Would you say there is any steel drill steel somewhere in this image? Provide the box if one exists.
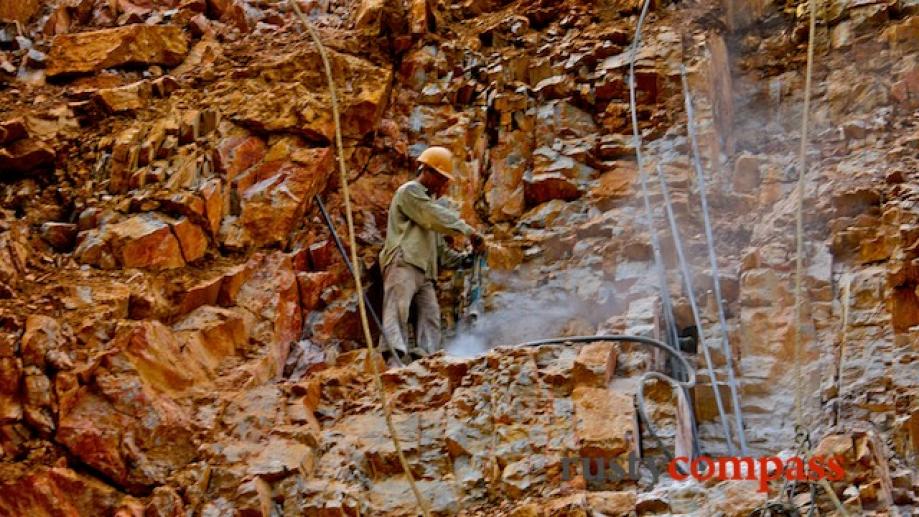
[656,163,739,455]
[626,0,735,454]
[679,64,749,454]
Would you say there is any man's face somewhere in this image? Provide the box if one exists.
[420,167,450,197]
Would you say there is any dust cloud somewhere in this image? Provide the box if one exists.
[444,263,625,357]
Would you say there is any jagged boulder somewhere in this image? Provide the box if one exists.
[572,387,634,458]
[0,139,56,175]
[56,321,202,492]
[589,162,636,210]
[214,47,392,142]
[40,222,78,251]
[104,214,186,270]
[524,171,582,205]
[0,467,125,515]
[215,134,267,180]
[173,305,253,374]
[237,148,334,247]
[0,0,41,23]
[234,253,302,378]
[485,130,530,222]
[0,118,27,145]
[207,0,263,32]
[0,223,32,294]
[46,25,189,77]
[0,355,22,422]
[93,80,153,113]
[75,213,210,270]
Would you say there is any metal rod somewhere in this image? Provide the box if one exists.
[679,65,749,454]
[625,0,703,458]
[656,164,737,455]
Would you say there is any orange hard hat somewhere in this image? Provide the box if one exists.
[417,146,455,181]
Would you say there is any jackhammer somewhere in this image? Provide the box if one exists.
[453,251,487,332]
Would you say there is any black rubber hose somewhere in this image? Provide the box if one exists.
[514,335,696,388]
[315,195,403,365]
[315,195,384,330]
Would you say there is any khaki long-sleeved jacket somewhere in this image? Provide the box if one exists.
[380,180,473,280]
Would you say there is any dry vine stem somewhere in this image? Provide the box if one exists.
[290,3,431,515]
[793,0,818,430]
[790,0,849,513]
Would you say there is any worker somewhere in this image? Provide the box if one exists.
[379,146,485,362]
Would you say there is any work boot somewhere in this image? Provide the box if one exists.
[390,348,411,367]
[409,346,429,361]
[386,353,406,368]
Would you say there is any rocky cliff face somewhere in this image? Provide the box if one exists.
[0,0,917,514]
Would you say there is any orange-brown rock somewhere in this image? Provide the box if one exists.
[176,275,223,315]
[524,171,582,206]
[0,467,124,516]
[217,262,256,306]
[589,163,637,208]
[215,47,392,142]
[0,118,27,145]
[0,139,56,174]
[0,224,30,292]
[21,315,64,370]
[238,148,334,247]
[236,253,302,377]
[73,229,116,269]
[586,491,637,516]
[308,239,338,271]
[145,486,185,517]
[76,211,209,270]
[572,386,634,458]
[215,135,266,181]
[733,153,763,192]
[107,214,186,270]
[173,305,252,374]
[572,342,617,388]
[169,217,208,263]
[40,222,78,251]
[199,177,224,235]
[308,297,363,343]
[46,25,189,77]
[23,368,54,434]
[94,80,153,113]
[156,190,208,227]
[42,4,72,37]
[485,242,524,271]
[118,320,211,395]
[0,356,22,422]
[297,271,336,312]
[890,285,919,333]
[703,480,767,517]
[595,134,635,160]
[0,0,41,23]
[485,130,529,222]
[207,0,259,32]
[56,322,201,491]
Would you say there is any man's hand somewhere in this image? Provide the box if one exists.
[470,232,486,253]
